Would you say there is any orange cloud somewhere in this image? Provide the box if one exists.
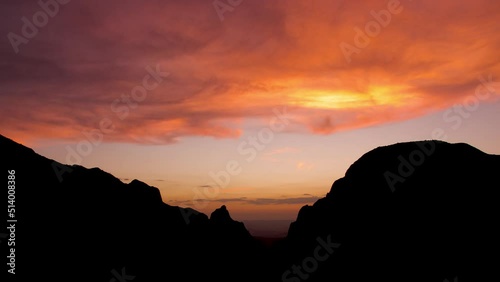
[0,0,498,145]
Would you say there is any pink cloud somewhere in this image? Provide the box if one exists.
[0,0,499,145]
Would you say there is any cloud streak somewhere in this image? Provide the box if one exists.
[170,195,320,206]
[1,0,499,145]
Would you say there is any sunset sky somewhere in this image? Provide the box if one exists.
[1,0,499,221]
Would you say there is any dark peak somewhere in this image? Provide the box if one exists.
[128,179,158,192]
[129,179,148,186]
[127,179,163,203]
[210,205,233,223]
[343,140,487,179]
[361,140,487,160]
[285,140,500,281]
[209,205,253,241]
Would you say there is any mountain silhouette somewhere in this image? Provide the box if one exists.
[0,134,266,282]
[277,141,500,282]
[1,135,498,281]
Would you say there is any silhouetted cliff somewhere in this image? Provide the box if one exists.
[278,141,500,282]
[0,134,265,282]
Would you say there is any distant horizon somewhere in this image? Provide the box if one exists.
[30,115,500,221]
